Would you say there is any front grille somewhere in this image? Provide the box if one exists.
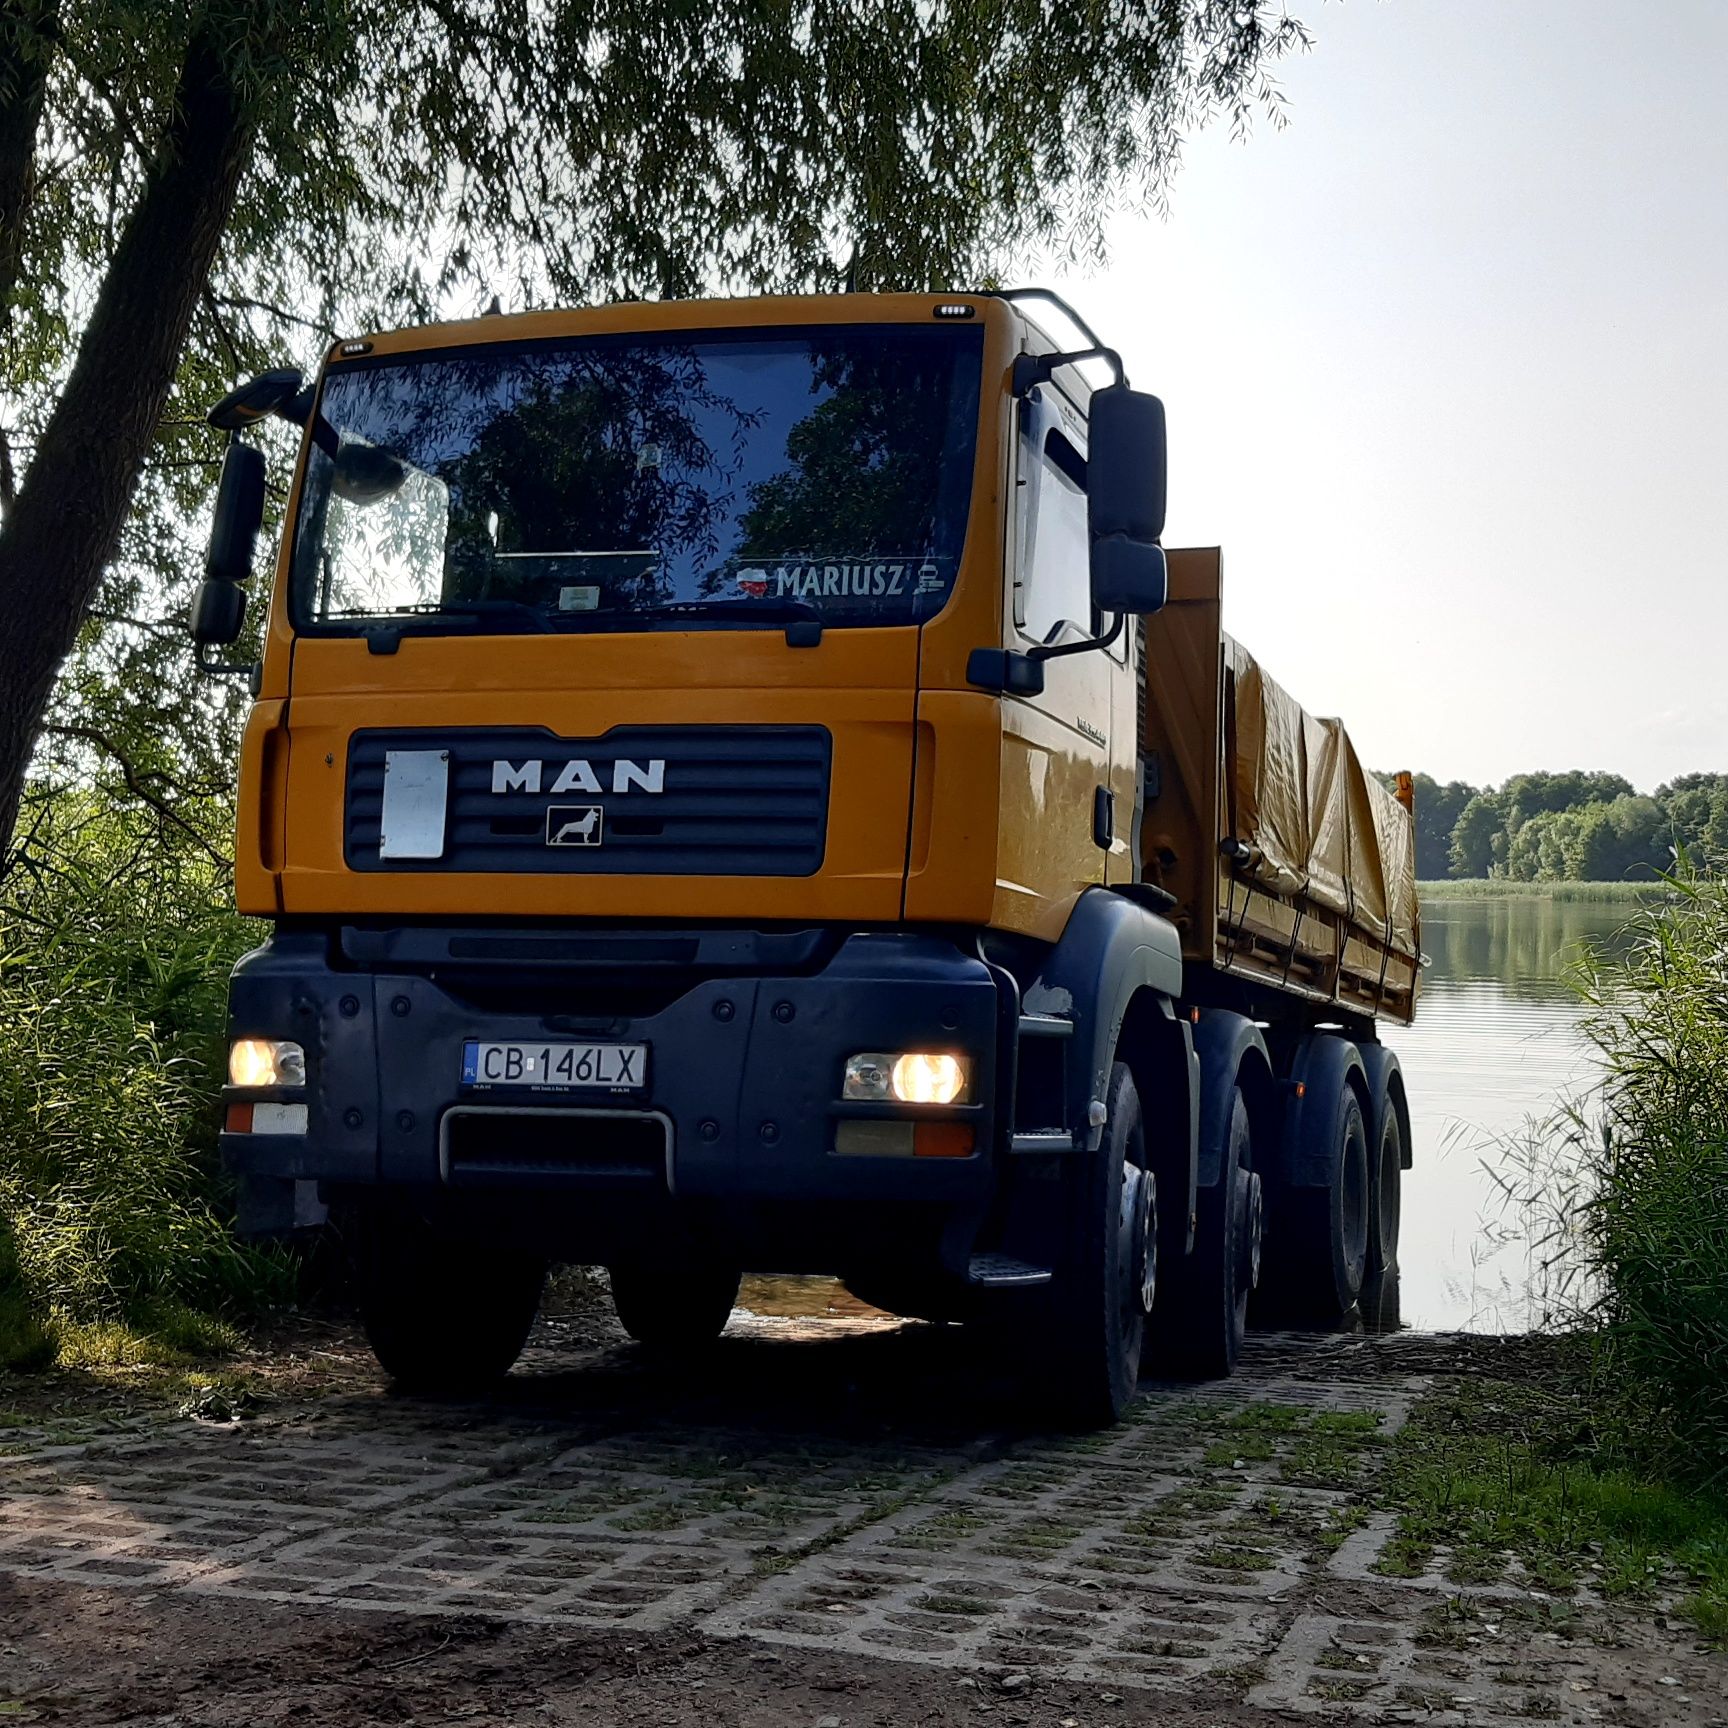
[345,725,830,876]
[441,1108,668,1186]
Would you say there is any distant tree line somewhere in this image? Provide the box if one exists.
[1384,771,1728,881]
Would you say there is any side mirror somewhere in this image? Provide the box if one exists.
[190,441,265,655]
[190,577,247,646]
[207,368,306,432]
[205,441,267,585]
[1087,385,1168,614]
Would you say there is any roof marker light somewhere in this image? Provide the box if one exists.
[932,303,976,319]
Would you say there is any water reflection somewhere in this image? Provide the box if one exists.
[1383,894,1635,1332]
[1418,895,1636,998]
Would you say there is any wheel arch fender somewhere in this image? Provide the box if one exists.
[1026,887,1183,1153]
[1280,1032,1371,1189]
[1191,1010,1276,1190]
[1355,1040,1413,1171]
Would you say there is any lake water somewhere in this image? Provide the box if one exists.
[1382,893,1635,1333]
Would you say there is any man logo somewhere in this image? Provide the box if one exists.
[547,805,603,847]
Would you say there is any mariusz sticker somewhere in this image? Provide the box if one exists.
[729,556,952,606]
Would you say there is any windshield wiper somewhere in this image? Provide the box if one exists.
[326,600,549,634]
[436,599,551,631]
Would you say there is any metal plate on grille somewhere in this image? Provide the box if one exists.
[347,726,830,877]
[378,750,450,859]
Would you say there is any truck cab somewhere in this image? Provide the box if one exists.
[199,291,1410,1425]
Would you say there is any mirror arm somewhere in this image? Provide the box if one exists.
[1027,610,1125,663]
[194,646,258,686]
[1012,347,1125,398]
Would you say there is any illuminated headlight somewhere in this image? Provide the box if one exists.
[842,1051,972,1106]
[228,1038,306,1089]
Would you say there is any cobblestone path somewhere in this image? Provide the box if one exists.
[2,1315,1720,1725]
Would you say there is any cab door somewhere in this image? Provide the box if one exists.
[990,382,1116,940]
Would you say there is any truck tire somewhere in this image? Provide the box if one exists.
[1267,1084,1370,1325]
[1034,1061,1154,1429]
[354,1213,546,1395]
[1355,1045,1407,1277]
[1367,1096,1403,1277]
[609,1262,741,1354]
[1154,1085,1257,1378]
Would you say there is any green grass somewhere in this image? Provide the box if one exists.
[1198,1402,1387,1480]
[1227,1402,1306,1433]
[47,1305,243,1370]
[1204,1432,1276,1466]
[1376,1350,1728,1638]
[0,1287,54,1372]
[1417,879,1666,901]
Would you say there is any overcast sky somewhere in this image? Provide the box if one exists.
[1054,0,1727,792]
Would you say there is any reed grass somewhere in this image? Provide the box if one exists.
[1417,879,1666,902]
[0,792,293,1371]
[1496,869,1728,1489]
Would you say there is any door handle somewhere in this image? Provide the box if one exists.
[1093,785,1115,850]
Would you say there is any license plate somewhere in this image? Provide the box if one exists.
[460,1040,647,1091]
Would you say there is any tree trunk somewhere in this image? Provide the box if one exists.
[0,26,256,860]
[0,1,59,511]
[0,2,56,318]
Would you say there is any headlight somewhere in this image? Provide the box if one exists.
[228,1038,306,1089]
[843,1051,971,1106]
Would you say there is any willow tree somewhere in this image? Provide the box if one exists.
[0,0,1306,855]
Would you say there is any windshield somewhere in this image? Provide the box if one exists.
[291,324,984,635]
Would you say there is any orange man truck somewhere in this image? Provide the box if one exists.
[192,291,1419,1426]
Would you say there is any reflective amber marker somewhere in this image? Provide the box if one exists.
[913,1121,975,1159]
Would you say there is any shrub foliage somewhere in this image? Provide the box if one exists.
[0,790,289,1365]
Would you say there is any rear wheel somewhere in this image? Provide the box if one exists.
[354,1212,546,1394]
[1367,1098,1403,1277]
[1265,1084,1370,1325]
[1032,1061,1153,1428]
[1156,1085,1258,1378]
[609,1261,741,1354]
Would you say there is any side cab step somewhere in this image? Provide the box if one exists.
[968,1253,1053,1288]
[1009,1130,1076,1154]
[1018,1012,1074,1040]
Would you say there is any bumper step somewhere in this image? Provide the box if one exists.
[968,1253,1053,1288]
[1017,1012,1074,1039]
[1009,1129,1076,1154]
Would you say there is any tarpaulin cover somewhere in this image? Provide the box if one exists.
[1224,637,1418,958]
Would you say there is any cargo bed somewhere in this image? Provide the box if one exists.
[1140,548,1421,1026]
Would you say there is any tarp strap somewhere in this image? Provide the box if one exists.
[1221,857,1257,974]
[1373,916,1395,1008]
[1220,866,1238,972]
[1280,891,1308,987]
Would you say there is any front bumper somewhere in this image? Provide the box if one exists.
[222,925,1005,1223]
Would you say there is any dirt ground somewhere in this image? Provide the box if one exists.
[1,1289,1723,1727]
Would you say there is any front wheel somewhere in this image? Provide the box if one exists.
[609,1261,741,1354]
[353,1212,546,1394]
[1031,1061,1153,1429]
